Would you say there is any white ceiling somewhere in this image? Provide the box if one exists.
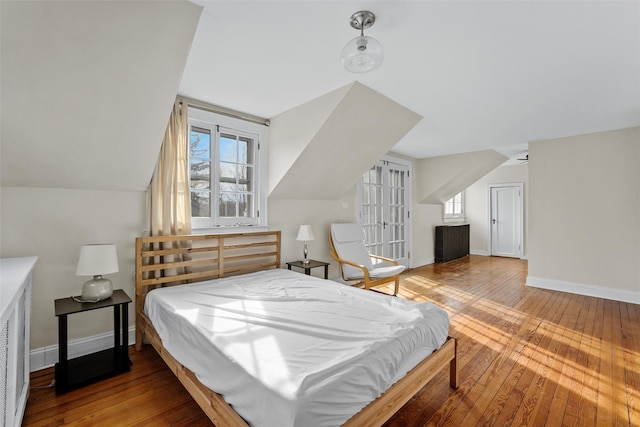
[180,1,640,161]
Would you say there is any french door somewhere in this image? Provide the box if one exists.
[359,159,411,268]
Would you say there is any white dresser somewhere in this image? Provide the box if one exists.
[0,257,37,427]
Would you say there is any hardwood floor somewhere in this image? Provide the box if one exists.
[23,256,639,426]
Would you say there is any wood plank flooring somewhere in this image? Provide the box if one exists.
[23,256,639,426]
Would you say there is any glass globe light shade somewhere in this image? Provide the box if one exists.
[341,35,384,73]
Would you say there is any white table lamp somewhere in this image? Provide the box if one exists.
[76,244,119,302]
[296,225,315,264]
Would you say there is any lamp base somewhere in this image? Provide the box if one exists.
[81,275,113,302]
[303,242,310,264]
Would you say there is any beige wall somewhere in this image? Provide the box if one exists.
[411,203,445,266]
[15,126,637,351]
[527,126,640,302]
[0,187,146,349]
[268,152,446,276]
[268,192,356,280]
[1,1,201,192]
[465,164,529,256]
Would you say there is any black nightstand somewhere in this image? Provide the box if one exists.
[54,289,132,394]
[286,260,330,279]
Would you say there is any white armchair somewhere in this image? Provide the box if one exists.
[329,223,405,296]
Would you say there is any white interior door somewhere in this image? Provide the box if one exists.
[490,184,523,258]
[360,159,411,267]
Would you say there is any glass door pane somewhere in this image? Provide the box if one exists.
[359,161,410,267]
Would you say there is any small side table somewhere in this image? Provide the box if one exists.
[54,289,132,394]
[286,260,330,279]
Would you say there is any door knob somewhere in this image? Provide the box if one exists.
[492,219,496,224]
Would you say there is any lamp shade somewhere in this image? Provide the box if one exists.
[296,225,315,242]
[76,244,119,276]
[341,35,384,73]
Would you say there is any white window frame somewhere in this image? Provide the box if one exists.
[443,191,465,223]
[188,106,268,229]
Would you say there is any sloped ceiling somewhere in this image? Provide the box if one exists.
[417,150,508,204]
[268,82,422,199]
[0,1,202,192]
[182,1,640,161]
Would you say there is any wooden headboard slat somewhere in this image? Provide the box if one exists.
[141,245,219,257]
[140,270,221,287]
[140,257,220,273]
[223,250,279,263]
[223,240,279,250]
[140,230,279,244]
[221,261,280,276]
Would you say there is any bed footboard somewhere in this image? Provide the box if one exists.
[343,336,458,427]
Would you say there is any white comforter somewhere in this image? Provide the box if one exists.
[145,268,449,427]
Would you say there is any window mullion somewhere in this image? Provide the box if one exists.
[213,126,221,226]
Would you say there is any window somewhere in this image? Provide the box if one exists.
[188,106,268,229]
[189,126,212,217]
[444,191,464,222]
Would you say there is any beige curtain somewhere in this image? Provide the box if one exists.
[148,99,192,236]
[147,99,192,280]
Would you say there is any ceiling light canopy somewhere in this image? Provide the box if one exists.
[341,10,384,73]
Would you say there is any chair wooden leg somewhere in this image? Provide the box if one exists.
[393,276,399,296]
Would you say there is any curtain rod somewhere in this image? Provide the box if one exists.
[177,95,270,126]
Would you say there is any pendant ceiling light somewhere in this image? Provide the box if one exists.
[341,10,384,73]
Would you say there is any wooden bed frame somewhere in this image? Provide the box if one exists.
[135,230,458,426]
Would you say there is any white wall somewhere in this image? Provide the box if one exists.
[268,191,356,280]
[0,187,146,349]
[269,177,444,275]
[412,203,445,266]
[527,126,640,303]
[268,150,448,276]
[465,164,529,256]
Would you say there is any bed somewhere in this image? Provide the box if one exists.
[135,231,457,426]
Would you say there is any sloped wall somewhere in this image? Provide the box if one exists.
[1,1,202,191]
[268,82,422,199]
[416,150,508,204]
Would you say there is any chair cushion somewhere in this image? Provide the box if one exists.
[331,223,405,281]
[369,265,405,278]
[331,223,367,243]
[342,264,405,281]
[331,223,374,278]
[334,241,374,278]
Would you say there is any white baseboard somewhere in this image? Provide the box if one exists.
[470,250,489,256]
[470,251,529,260]
[526,276,640,304]
[412,258,434,269]
[30,326,136,372]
